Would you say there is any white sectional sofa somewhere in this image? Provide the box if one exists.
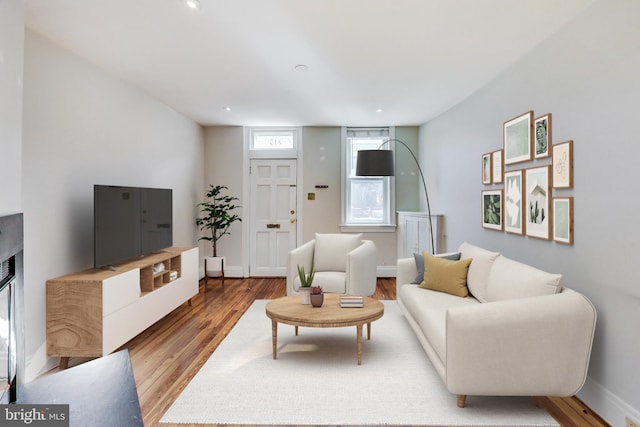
[396,242,597,408]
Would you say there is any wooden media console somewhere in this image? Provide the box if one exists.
[46,247,199,368]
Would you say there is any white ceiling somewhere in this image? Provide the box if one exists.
[25,0,595,127]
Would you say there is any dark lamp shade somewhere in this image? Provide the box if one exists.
[356,150,395,176]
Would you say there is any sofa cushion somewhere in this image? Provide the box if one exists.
[418,253,472,297]
[412,251,462,284]
[458,242,500,303]
[399,284,480,364]
[486,255,563,302]
[313,233,362,272]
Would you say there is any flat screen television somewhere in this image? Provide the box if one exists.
[94,185,172,269]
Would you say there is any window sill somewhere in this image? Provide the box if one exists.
[339,224,397,233]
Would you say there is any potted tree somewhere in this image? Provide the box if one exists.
[196,185,242,283]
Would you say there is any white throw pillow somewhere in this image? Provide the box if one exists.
[458,242,500,303]
[313,233,362,272]
[486,255,563,302]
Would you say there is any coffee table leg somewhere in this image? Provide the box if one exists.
[357,324,363,365]
[367,322,371,340]
[271,320,278,360]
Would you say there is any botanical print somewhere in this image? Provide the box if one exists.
[525,166,551,239]
[534,114,551,158]
[504,111,533,165]
[492,150,503,184]
[482,190,503,231]
[482,153,492,184]
[553,197,574,244]
[504,170,523,234]
[553,141,573,188]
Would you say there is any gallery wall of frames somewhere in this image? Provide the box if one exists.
[481,111,574,244]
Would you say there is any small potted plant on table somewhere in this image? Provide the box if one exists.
[310,285,324,307]
[297,264,314,304]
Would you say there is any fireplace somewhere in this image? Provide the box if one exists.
[0,213,23,404]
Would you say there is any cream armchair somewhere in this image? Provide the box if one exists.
[287,233,377,296]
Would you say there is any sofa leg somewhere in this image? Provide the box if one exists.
[457,395,467,408]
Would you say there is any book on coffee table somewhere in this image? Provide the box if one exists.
[340,295,364,308]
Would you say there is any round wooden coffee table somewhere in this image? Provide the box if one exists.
[265,294,384,365]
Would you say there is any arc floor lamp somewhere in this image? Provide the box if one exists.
[355,139,435,255]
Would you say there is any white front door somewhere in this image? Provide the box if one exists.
[250,159,297,276]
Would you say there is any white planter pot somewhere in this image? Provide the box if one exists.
[298,287,312,304]
[205,256,225,277]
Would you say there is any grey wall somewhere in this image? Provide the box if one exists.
[0,0,24,216]
[22,30,204,380]
[420,0,639,424]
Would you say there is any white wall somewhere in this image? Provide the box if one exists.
[22,30,204,379]
[420,0,640,424]
[201,126,245,276]
[0,0,24,215]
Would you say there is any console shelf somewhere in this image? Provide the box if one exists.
[46,247,199,368]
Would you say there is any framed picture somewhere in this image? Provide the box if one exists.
[553,197,574,245]
[482,152,492,184]
[553,140,574,188]
[504,111,533,165]
[482,189,503,231]
[534,114,552,158]
[504,170,524,235]
[524,166,551,239]
[492,149,503,184]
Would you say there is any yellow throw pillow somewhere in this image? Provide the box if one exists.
[418,252,472,297]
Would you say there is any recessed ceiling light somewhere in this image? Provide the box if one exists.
[294,64,309,72]
[223,106,232,111]
[376,108,384,113]
[184,0,200,9]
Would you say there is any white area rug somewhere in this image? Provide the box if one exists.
[161,300,559,426]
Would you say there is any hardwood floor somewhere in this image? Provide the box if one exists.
[92,277,608,427]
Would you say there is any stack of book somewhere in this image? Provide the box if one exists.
[340,295,364,308]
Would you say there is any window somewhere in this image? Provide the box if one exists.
[248,127,299,159]
[252,132,294,150]
[341,127,395,231]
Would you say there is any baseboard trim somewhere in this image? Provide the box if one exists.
[377,266,396,278]
[25,341,58,383]
[199,265,244,279]
[578,376,640,426]
[201,266,397,279]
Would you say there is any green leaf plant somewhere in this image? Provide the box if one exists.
[297,264,315,288]
[195,185,242,257]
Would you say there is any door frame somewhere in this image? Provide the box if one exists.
[242,127,304,277]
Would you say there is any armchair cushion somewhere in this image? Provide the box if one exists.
[310,272,347,294]
[313,233,362,272]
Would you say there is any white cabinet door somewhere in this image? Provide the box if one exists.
[397,212,444,257]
